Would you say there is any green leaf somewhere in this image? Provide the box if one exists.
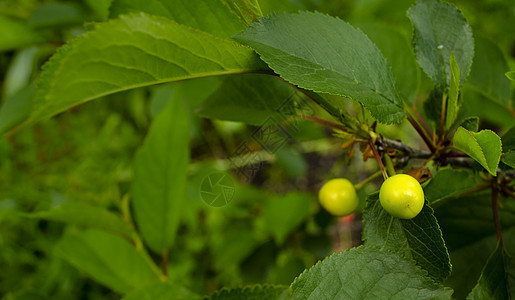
[291,246,453,299]
[206,284,290,300]
[445,52,460,130]
[262,193,313,245]
[424,169,477,204]
[407,0,474,89]
[362,192,451,282]
[234,11,406,124]
[109,0,261,39]
[25,13,265,130]
[195,74,298,126]
[28,201,132,238]
[55,229,159,294]
[453,127,502,176]
[0,16,45,52]
[131,98,189,253]
[28,3,85,29]
[123,282,201,300]
[466,36,511,105]
[506,71,515,82]
[358,23,420,103]
[467,245,508,300]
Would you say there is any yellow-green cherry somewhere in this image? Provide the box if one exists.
[318,178,359,216]
[379,174,424,219]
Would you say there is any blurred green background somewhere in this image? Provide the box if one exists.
[0,0,514,298]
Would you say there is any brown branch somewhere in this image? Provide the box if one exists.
[381,138,432,159]
[491,182,504,248]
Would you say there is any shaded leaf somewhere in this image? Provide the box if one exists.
[408,0,474,89]
[131,98,189,253]
[502,151,515,169]
[453,127,502,176]
[466,36,510,106]
[362,192,451,282]
[506,71,515,82]
[433,191,515,298]
[55,229,159,294]
[424,169,477,204]
[234,11,406,124]
[460,87,515,128]
[290,246,453,299]
[358,23,419,103]
[457,116,479,132]
[195,74,297,126]
[467,245,508,300]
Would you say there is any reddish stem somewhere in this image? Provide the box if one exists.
[407,114,436,153]
[412,106,434,143]
[299,115,347,131]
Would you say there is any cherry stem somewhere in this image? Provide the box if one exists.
[354,170,383,190]
[299,115,347,131]
[491,182,504,249]
[369,139,388,180]
[384,154,397,177]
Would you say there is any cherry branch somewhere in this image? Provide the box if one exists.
[491,182,504,248]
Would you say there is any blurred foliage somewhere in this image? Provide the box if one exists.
[0,0,514,299]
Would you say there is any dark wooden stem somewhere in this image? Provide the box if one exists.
[491,182,504,248]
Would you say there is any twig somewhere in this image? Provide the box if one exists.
[381,138,432,159]
[491,182,504,248]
